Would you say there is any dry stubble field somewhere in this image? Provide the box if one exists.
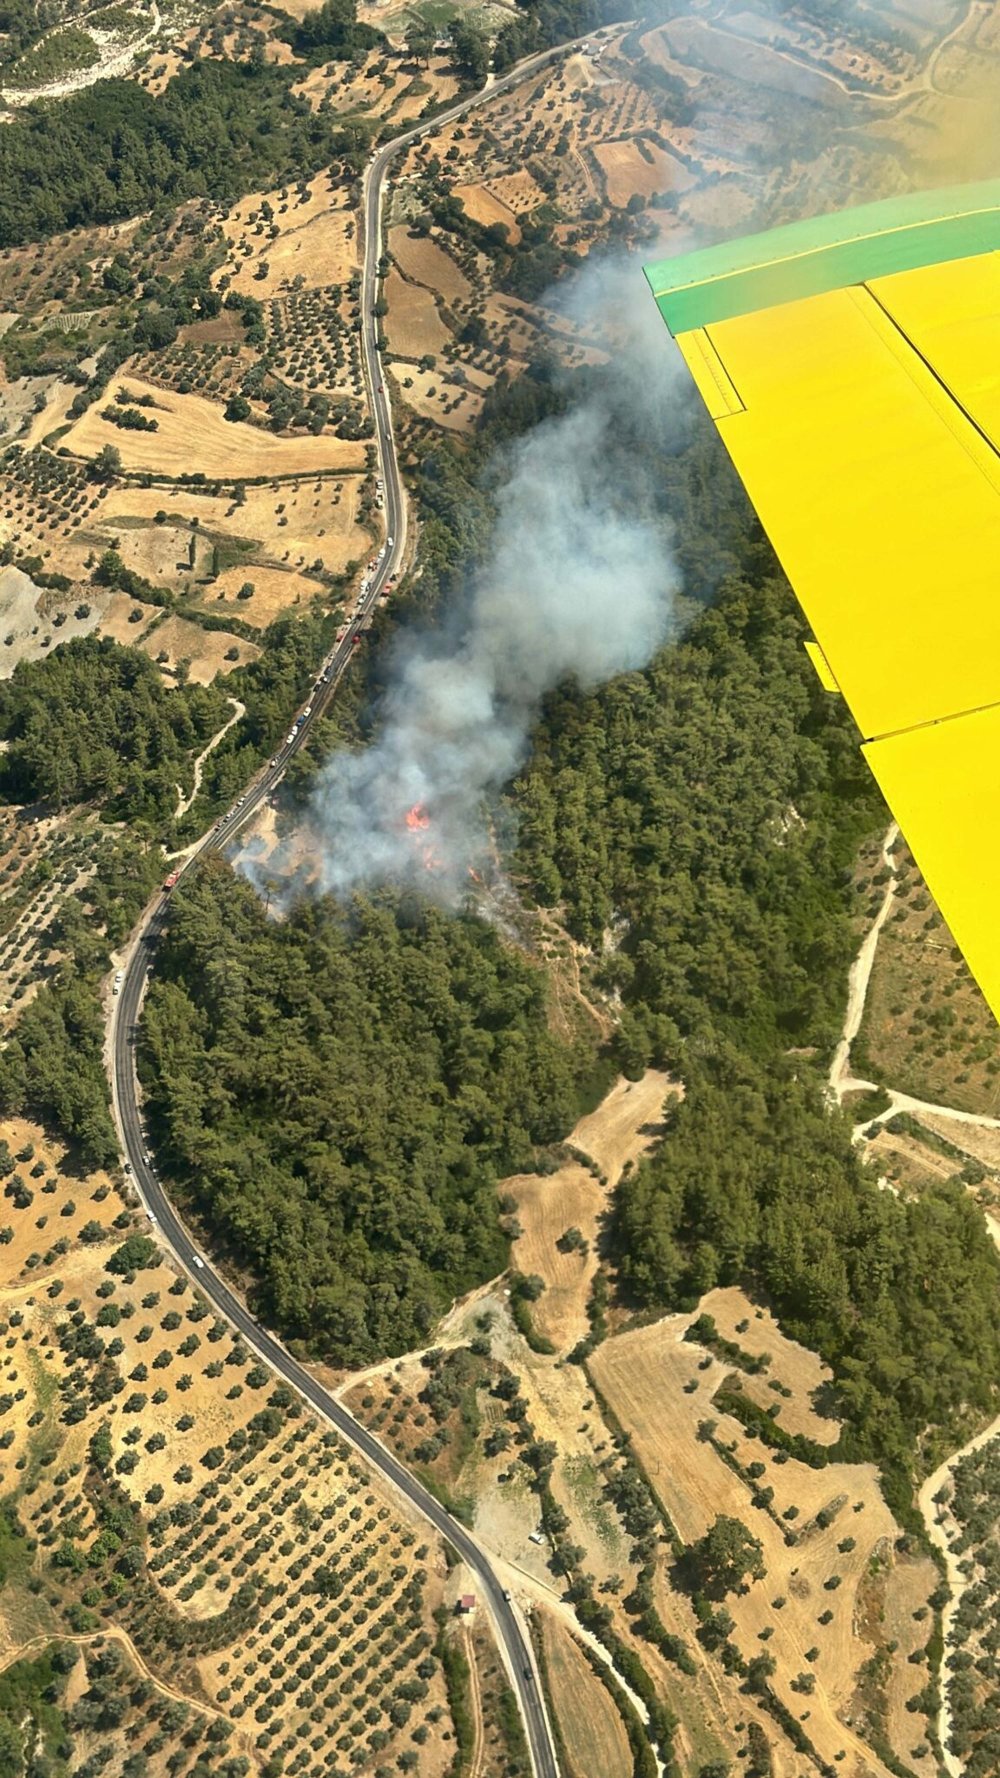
[62,377,367,479]
[216,168,359,298]
[506,1068,677,1351]
[538,1608,632,1778]
[591,1311,937,1778]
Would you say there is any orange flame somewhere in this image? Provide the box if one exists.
[403,801,442,872]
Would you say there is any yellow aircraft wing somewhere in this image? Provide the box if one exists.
[645,181,1000,1023]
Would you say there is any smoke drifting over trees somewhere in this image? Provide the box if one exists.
[302,258,686,903]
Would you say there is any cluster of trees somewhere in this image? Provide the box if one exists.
[0,968,117,1167]
[358,354,1000,1505]
[0,0,60,70]
[512,566,1000,1498]
[100,404,158,432]
[0,635,228,823]
[0,62,372,247]
[0,1642,79,1774]
[140,863,590,1361]
[281,0,382,60]
[939,1434,1000,1773]
[177,610,338,835]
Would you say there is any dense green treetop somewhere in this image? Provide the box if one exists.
[0,635,227,823]
[0,62,369,247]
[513,567,1000,1500]
[140,863,589,1362]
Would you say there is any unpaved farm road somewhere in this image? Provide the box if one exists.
[0,1623,234,1729]
[829,812,1000,1771]
[103,35,621,1778]
[174,696,244,819]
[918,1416,1000,1778]
[828,821,899,1102]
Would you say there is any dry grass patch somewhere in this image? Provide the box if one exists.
[696,1285,840,1447]
[178,312,245,347]
[93,589,162,646]
[856,848,1000,1116]
[396,364,482,431]
[538,1610,631,1778]
[63,376,365,478]
[233,475,369,575]
[507,1163,601,1353]
[138,614,259,684]
[503,1071,674,1353]
[454,181,523,245]
[220,171,359,298]
[591,1315,910,1777]
[207,563,320,628]
[390,228,471,302]
[95,478,368,582]
[93,515,200,592]
[385,268,452,360]
[593,137,696,206]
[20,378,81,449]
[572,1069,675,1180]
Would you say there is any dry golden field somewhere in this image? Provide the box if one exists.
[389,228,472,304]
[538,1610,632,1778]
[507,1160,602,1352]
[218,170,359,298]
[208,562,320,628]
[505,1070,676,1351]
[384,269,452,360]
[395,363,483,431]
[593,137,695,206]
[696,1285,841,1447]
[93,477,369,585]
[591,1313,919,1778]
[62,378,366,479]
[454,180,525,244]
[137,613,259,684]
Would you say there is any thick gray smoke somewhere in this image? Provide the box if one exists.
[300,253,685,905]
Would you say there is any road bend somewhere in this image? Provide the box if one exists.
[105,35,612,1778]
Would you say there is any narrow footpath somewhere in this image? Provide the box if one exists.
[829,817,1000,1772]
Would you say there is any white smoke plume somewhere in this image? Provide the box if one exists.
[255,251,690,905]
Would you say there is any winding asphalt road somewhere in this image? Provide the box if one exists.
[106,34,610,1778]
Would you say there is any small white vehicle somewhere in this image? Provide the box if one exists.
[528,1531,545,1546]
[192,1255,205,1270]
[148,1211,157,1223]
